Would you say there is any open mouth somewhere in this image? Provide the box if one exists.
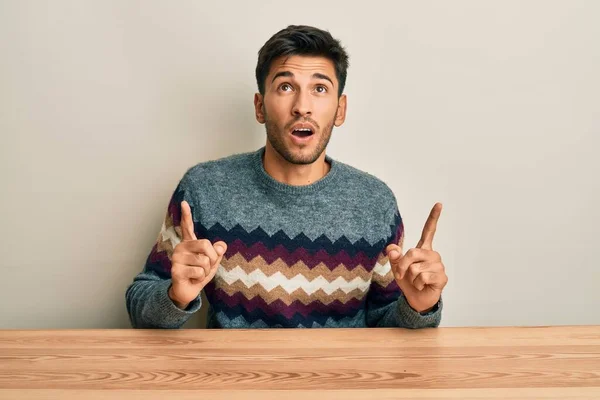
[291,128,314,138]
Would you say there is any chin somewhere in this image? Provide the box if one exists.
[267,131,326,165]
[285,149,322,165]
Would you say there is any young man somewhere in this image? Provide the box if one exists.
[126,25,448,329]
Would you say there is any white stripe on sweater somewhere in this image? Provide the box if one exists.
[160,222,181,248]
[217,266,371,295]
[373,260,392,277]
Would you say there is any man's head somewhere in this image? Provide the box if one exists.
[254,25,349,165]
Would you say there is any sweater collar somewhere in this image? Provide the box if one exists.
[251,146,340,195]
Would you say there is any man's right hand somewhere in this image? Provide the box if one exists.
[168,200,227,309]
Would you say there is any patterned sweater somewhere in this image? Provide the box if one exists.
[126,147,442,329]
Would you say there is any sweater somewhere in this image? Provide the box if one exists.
[125,146,442,329]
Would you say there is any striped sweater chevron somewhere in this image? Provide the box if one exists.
[126,147,442,329]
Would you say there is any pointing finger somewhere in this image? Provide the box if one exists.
[180,201,197,241]
[417,203,442,250]
[394,248,431,280]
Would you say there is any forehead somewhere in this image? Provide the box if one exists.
[268,55,336,81]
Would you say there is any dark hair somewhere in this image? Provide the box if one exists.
[255,25,349,98]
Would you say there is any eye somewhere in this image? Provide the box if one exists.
[279,83,293,92]
[315,85,328,93]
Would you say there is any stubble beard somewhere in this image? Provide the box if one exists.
[264,107,336,165]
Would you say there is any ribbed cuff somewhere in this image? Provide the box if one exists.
[396,294,443,328]
[153,280,202,328]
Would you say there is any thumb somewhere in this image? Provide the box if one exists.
[386,243,403,264]
[213,241,227,257]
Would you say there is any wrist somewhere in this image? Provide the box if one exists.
[168,284,190,310]
[405,295,440,315]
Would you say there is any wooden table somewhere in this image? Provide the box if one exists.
[1,326,599,399]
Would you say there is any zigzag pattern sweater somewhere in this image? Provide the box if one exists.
[126,147,442,328]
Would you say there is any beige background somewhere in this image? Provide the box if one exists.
[1,1,598,329]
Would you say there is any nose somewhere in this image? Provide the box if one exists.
[292,91,312,117]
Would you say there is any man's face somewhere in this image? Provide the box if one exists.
[254,55,347,165]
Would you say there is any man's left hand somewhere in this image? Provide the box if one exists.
[386,203,448,313]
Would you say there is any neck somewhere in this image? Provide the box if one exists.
[263,142,331,186]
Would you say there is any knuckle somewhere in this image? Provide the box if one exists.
[395,262,406,275]
[199,241,218,260]
[409,264,420,275]
[181,242,196,256]
[207,253,219,265]
[172,243,185,256]
[400,260,410,273]
[171,265,183,280]
[194,239,206,253]
[195,254,210,268]
[171,253,182,264]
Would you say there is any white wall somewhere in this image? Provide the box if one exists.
[1,0,598,328]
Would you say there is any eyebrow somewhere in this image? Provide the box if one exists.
[271,71,334,87]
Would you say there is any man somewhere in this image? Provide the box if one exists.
[126,25,448,329]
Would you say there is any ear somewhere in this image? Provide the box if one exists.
[334,94,347,127]
[254,93,265,124]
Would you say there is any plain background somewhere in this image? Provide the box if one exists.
[1,1,598,329]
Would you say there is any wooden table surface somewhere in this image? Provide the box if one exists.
[1,326,599,399]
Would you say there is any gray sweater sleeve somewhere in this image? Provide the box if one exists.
[367,293,442,328]
[125,270,202,329]
[125,176,202,328]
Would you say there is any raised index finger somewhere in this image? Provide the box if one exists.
[416,203,442,250]
[180,200,197,241]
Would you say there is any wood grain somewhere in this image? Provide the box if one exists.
[0,326,599,399]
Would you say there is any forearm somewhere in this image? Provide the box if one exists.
[125,272,201,328]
